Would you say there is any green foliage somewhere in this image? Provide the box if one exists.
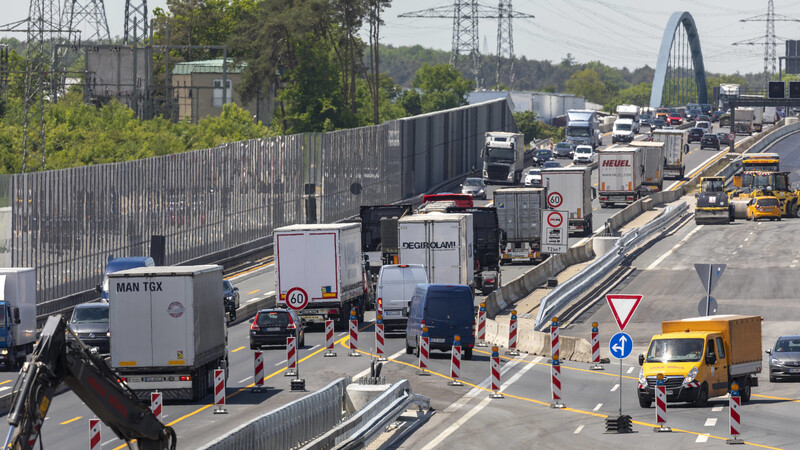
[411,64,474,113]
[705,74,749,103]
[564,68,608,104]
[606,82,652,112]
[513,111,564,145]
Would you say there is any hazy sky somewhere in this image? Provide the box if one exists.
[4,0,800,75]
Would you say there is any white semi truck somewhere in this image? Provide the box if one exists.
[540,166,594,236]
[598,146,644,208]
[632,141,665,193]
[397,213,474,286]
[493,188,546,264]
[616,105,641,133]
[110,265,227,401]
[481,132,525,184]
[566,110,602,150]
[651,129,687,179]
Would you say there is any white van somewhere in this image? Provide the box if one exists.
[376,264,429,330]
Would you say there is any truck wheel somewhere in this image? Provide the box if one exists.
[693,384,709,407]
[405,341,414,354]
[638,395,652,408]
[740,377,752,403]
[463,348,473,360]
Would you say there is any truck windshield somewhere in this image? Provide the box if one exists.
[615,123,632,131]
[71,307,108,323]
[701,179,723,191]
[645,338,704,363]
[0,307,5,327]
[486,147,516,161]
[567,126,590,137]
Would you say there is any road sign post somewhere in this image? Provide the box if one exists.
[541,210,568,254]
[285,287,308,389]
[609,331,632,416]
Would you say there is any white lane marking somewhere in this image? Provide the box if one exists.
[610,384,619,392]
[238,376,252,383]
[247,298,260,303]
[102,438,120,445]
[352,349,404,381]
[274,359,287,366]
[696,434,710,443]
[573,424,584,434]
[704,418,717,427]
[646,225,703,270]
[593,403,603,411]
[712,406,723,412]
[626,367,634,374]
[0,386,10,392]
[793,260,799,264]
[738,244,743,248]
[422,356,529,449]
[792,265,797,268]
[744,237,749,242]
[265,291,275,296]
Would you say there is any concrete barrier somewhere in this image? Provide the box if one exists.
[484,316,593,362]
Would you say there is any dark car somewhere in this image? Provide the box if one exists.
[250,308,305,349]
[697,114,711,123]
[68,302,110,353]
[223,279,240,310]
[553,141,573,158]
[700,133,720,150]
[685,108,701,121]
[652,118,666,129]
[717,132,732,146]
[687,128,705,143]
[711,110,725,122]
[700,103,713,115]
[542,160,562,169]
[460,177,487,199]
[532,149,554,166]
[767,335,800,382]
[639,113,653,128]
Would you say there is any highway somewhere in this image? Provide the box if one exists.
[1,122,777,449]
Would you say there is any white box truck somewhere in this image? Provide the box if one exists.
[275,223,368,327]
[651,129,687,179]
[397,213,474,286]
[540,167,594,236]
[482,132,525,184]
[0,268,36,369]
[631,141,665,192]
[616,104,641,133]
[598,146,643,208]
[763,106,778,124]
[110,265,227,401]
[494,188,546,263]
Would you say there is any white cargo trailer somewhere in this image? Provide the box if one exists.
[631,141,665,192]
[397,213,474,286]
[275,223,367,327]
[110,265,226,401]
[540,167,593,236]
[493,188,546,263]
[0,268,37,369]
[651,129,686,179]
[598,146,643,207]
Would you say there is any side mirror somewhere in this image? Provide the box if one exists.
[638,354,644,366]
[401,307,408,317]
[13,308,19,325]
[766,349,772,355]
[96,284,102,293]
[233,287,239,292]
[706,353,717,365]
[249,318,254,324]
[591,187,597,200]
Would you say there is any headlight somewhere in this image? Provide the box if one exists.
[106,331,111,337]
[478,189,485,194]
[225,295,234,301]
[638,369,646,385]
[771,358,782,365]
[0,350,7,355]
[507,172,514,180]
[683,366,698,385]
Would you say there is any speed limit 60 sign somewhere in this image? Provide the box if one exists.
[541,210,568,254]
[285,287,309,310]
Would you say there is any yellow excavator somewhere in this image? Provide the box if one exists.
[729,171,800,218]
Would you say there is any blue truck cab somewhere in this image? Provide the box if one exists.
[96,256,155,301]
[404,284,475,360]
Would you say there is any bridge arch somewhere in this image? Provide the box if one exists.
[649,11,708,108]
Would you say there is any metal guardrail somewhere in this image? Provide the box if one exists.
[199,377,350,450]
[534,201,689,330]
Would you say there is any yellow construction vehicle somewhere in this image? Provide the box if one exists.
[738,172,800,217]
[695,177,734,224]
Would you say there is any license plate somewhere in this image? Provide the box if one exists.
[267,327,282,332]
[143,376,165,382]
[430,338,446,343]
[666,389,673,395]
[383,310,402,317]
[789,368,800,374]
[301,315,323,321]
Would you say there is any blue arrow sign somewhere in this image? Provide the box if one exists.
[609,332,632,359]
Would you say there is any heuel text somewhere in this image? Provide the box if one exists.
[601,160,631,167]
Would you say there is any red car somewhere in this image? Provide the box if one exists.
[668,113,683,125]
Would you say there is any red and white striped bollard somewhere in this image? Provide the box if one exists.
[418,326,430,375]
[590,322,603,370]
[476,302,487,347]
[728,382,743,444]
[550,353,565,408]
[150,391,163,422]
[550,317,560,361]
[213,368,227,414]
[654,373,671,432]
[349,310,361,357]
[507,310,520,356]
[253,351,265,393]
[449,335,463,386]
[285,335,298,377]
[324,319,336,357]
[489,346,503,398]
[375,314,387,361]
[89,419,101,450]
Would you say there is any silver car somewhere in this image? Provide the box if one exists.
[460,178,487,199]
[767,335,800,382]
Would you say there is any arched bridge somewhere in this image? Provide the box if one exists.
[650,11,708,108]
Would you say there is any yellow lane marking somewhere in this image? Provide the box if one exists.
[473,348,639,380]
[59,416,82,425]
[0,380,12,385]
[752,393,800,403]
[248,289,260,295]
[232,346,246,353]
[352,346,780,449]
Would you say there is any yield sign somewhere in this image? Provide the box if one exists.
[606,294,643,331]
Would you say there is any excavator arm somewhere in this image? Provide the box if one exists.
[4,315,176,450]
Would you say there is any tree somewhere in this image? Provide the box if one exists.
[513,110,564,144]
[607,82,652,112]
[411,64,474,113]
[363,0,392,124]
[564,68,607,104]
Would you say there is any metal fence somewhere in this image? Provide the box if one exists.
[0,99,516,310]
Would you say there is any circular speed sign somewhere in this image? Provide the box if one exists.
[727,132,735,143]
[547,191,563,208]
[546,211,564,228]
[285,287,309,310]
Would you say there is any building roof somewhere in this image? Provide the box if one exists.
[467,91,513,105]
[171,59,245,75]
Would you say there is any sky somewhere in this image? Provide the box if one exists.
[4,0,800,75]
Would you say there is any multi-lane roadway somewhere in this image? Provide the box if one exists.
[2,122,792,449]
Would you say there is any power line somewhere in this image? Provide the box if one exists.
[734,0,800,86]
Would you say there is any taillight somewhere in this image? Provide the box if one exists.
[485,278,496,284]
[328,309,338,315]
[287,322,297,331]
[377,298,383,311]
[180,376,191,381]
[117,377,127,383]
[250,313,260,330]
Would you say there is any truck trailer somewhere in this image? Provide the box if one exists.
[446,206,502,295]
[481,132,525,184]
[110,265,227,401]
[598,146,643,207]
[275,223,369,327]
[651,129,687,179]
[493,188,546,264]
[0,268,36,370]
[397,213,474,286]
[631,140,665,193]
[359,204,413,279]
[540,166,594,236]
